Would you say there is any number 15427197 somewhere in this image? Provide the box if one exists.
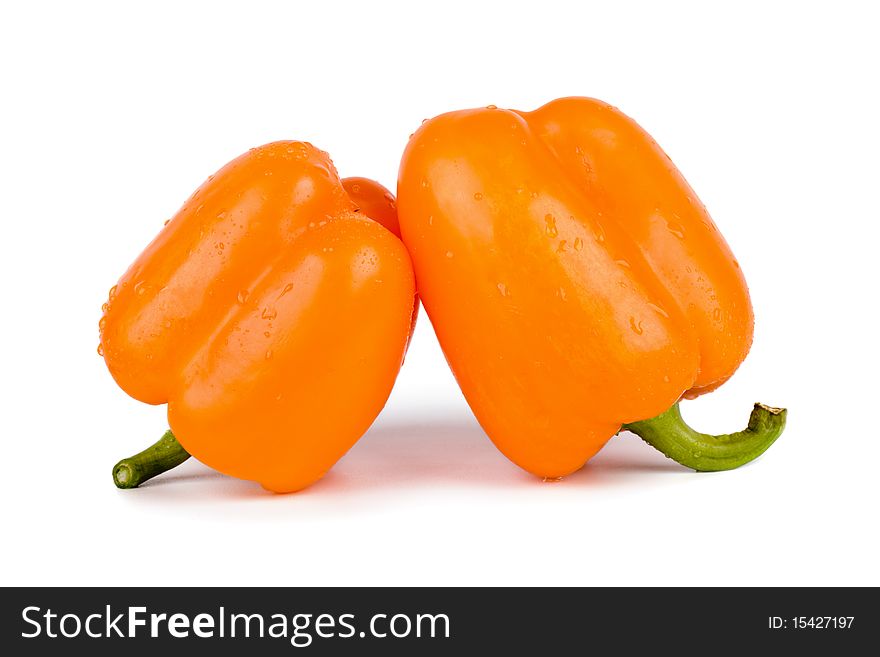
[769,617,854,630]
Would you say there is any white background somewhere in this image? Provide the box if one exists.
[1,1,877,586]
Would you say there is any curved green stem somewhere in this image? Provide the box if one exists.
[623,402,787,472]
[112,430,191,489]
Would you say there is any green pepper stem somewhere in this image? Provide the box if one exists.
[623,402,787,472]
[112,430,191,489]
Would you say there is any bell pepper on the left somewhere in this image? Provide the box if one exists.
[99,141,416,493]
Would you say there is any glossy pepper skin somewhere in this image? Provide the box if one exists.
[398,97,784,479]
[101,142,415,492]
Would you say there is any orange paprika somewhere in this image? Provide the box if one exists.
[397,97,786,478]
[101,142,415,493]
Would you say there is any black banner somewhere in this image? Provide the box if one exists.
[1,587,874,654]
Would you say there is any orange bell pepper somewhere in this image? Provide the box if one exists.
[397,97,786,478]
[100,142,416,493]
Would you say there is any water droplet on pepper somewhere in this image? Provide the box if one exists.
[667,221,685,239]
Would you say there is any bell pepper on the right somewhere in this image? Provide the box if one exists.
[397,97,786,478]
